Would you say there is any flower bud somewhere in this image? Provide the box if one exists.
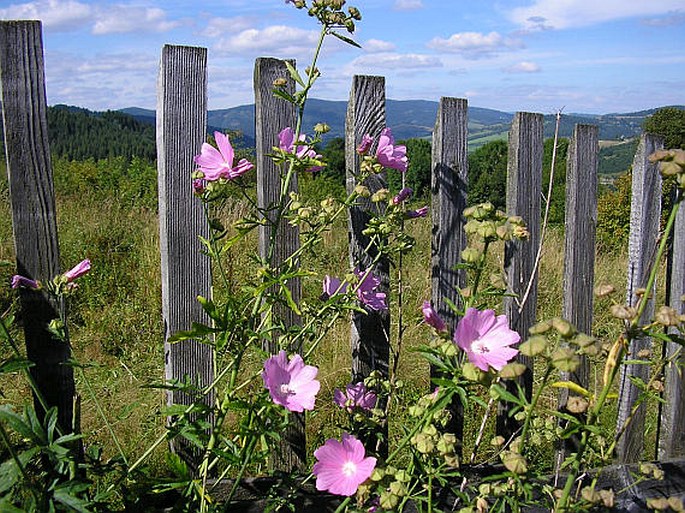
[313,122,330,134]
[273,77,288,87]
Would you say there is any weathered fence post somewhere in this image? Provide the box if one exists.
[498,112,543,438]
[615,133,664,463]
[431,97,468,450]
[345,75,389,454]
[254,57,303,470]
[0,20,75,433]
[557,123,598,462]
[157,44,213,466]
[660,185,685,459]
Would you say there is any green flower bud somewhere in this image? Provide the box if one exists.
[551,347,580,373]
[500,450,528,474]
[499,362,527,379]
[518,335,547,357]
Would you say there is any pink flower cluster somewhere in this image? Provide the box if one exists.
[334,382,377,412]
[11,259,92,291]
[422,303,520,372]
[322,270,387,311]
[357,127,408,173]
[194,131,254,181]
[278,127,323,172]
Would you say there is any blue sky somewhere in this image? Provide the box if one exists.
[1,0,683,114]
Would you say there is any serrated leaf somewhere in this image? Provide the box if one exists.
[330,30,362,48]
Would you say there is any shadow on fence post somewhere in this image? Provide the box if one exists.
[430,97,468,453]
[498,111,543,439]
[660,179,685,459]
[254,57,304,471]
[0,20,75,433]
[157,44,214,467]
[557,123,598,464]
[616,133,664,464]
[345,74,389,456]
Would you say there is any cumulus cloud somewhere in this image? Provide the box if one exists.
[214,25,319,55]
[394,0,423,11]
[200,16,255,38]
[350,52,441,70]
[363,39,396,53]
[504,61,541,73]
[0,0,92,31]
[427,31,523,58]
[92,6,180,34]
[641,10,685,27]
[510,0,685,30]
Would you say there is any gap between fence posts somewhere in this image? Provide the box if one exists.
[345,74,389,456]
[556,123,598,464]
[497,111,543,439]
[0,20,76,433]
[430,97,468,453]
[615,133,664,464]
[254,57,304,470]
[660,181,685,459]
[157,44,214,467]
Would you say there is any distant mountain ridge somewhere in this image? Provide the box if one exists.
[120,100,684,150]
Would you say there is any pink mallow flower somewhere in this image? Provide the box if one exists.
[262,350,320,412]
[313,433,377,496]
[356,134,374,155]
[64,259,91,282]
[454,308,520,372]
[334,382,377,412]
[406,206,429,219]
[278,127,323,172]
[376,128,408,172]
[11,275,40,290]
[194,131,254,181]
[355,269,387,312]
[322,275,348,299]
[422,300,447,332]
[392,187,413,205]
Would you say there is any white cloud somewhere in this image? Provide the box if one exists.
[504,61,540,73]
[92,6,180,35]
[510,0,685,30]
[363,39,396,53]
[428,31,523,59]
[394,0,423,11]
[641,11,685,27]
[0,0,92,31]
[214,25,319,55]
[201,16,255,38]
[349,52,442,70]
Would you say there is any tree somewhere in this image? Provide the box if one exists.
[389,138,432,198]
[541,137,569,225]
[643,107,685,149]
[468,140,508,210]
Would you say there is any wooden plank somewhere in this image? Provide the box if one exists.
[345,75,389,382]
[157,44,213,465]
[497,111,543,439]
[345,75,389,456]
[659,166,685,459]
[253,57,303,470]
[556,124,598,465]
[615,133,664,463]
[430,97,468,451]
[0,20,75,432]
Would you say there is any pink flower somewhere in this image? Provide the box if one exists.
[406,206,429,219]
[392,187,413,205]
[63,259,91,282]
[454,308,520,372]
[278,127,323,172]
[355,268,387,312]
[313,433,377,496]
[194,131,254,181]
[323,275,348,299]
[11,275,40,290]
[375,128,408,172]
[193,178,206,195]
[422,301,447,332]
[357,134,373,155]
[334,382,377,412]
[262,350,320,412]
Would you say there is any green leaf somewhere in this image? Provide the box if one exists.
[0,358,34,375]
[0,406,37,443]
[53,484,93,513]
[272,88,296,104]
[0,498,26,513]
[284,60,305,87]
[0,447,40,494]
[329,30,362,48]
[167,322,218,344]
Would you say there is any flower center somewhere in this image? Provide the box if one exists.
[280,383,295,397]
[341,460,357,477]
[472,339,490,354]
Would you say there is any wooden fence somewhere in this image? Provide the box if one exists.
[2,21,684,476]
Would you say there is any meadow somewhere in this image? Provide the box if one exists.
[0,151,642,482]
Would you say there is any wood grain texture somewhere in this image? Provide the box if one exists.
[615,133,664,463]
[157,45,213,465]
[430,97,468,450]
[253,57,304,470]
[497,111,543,439]
[660,189,685,459]
[0,20,74,432]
